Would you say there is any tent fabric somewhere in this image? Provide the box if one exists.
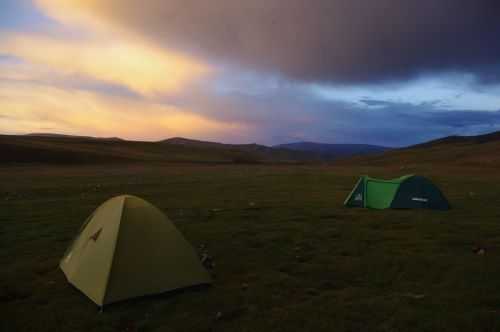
[365,180,399,209]
[60,195,211,306]
[344,175,450,210]
[390,176,450,210]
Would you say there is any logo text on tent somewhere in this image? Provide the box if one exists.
[411,197,428,202]
[89,228,102,242]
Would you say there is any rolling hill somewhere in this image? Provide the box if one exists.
[3,130,500,166]
[25,133,124,141]
[339,130,500,168]
[275,142,390,159]
[0,134,315,164]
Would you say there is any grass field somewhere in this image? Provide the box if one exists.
[2,162,500,331]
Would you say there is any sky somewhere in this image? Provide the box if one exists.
[1,0,500,147]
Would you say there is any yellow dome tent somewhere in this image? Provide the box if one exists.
[60,195,211,306]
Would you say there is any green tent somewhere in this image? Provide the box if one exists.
[344,175,450,210]
[60,195,211,306]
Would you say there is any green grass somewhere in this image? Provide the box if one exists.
[2,163,500,331]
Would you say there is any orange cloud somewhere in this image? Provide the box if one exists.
[35,0,114,31]
[1,34,211,97]
[0,0,250,142]
[0,81,248,141]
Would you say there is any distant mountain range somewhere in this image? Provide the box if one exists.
[160,137,315,163]
[1,130,499,166]
[161,137,389,160]
[275,142,390,159]
[0,134,314,164]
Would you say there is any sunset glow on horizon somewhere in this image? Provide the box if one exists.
[1,1,500,146]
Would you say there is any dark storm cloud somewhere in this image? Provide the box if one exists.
[307,102,500,147]
[360,99,395,107]
[74,0,500,84]
[157,72,500,146]
[339,100,500,145]
[425,110,500,129]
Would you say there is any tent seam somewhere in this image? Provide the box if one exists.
[101,195,126,306]
[344,177,362,205]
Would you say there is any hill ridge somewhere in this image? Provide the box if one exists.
[275,141,391,159]
[338,130,500,167]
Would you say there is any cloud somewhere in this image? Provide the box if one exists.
[34,0,500,84]
[0,54,149,99]
[2,58,499,146]
[328,100,500,145]
[419,110,500,130]
[3,1,500,146]
[0,80,249,141]
[0,33,211,96]
[158,72,500,146]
